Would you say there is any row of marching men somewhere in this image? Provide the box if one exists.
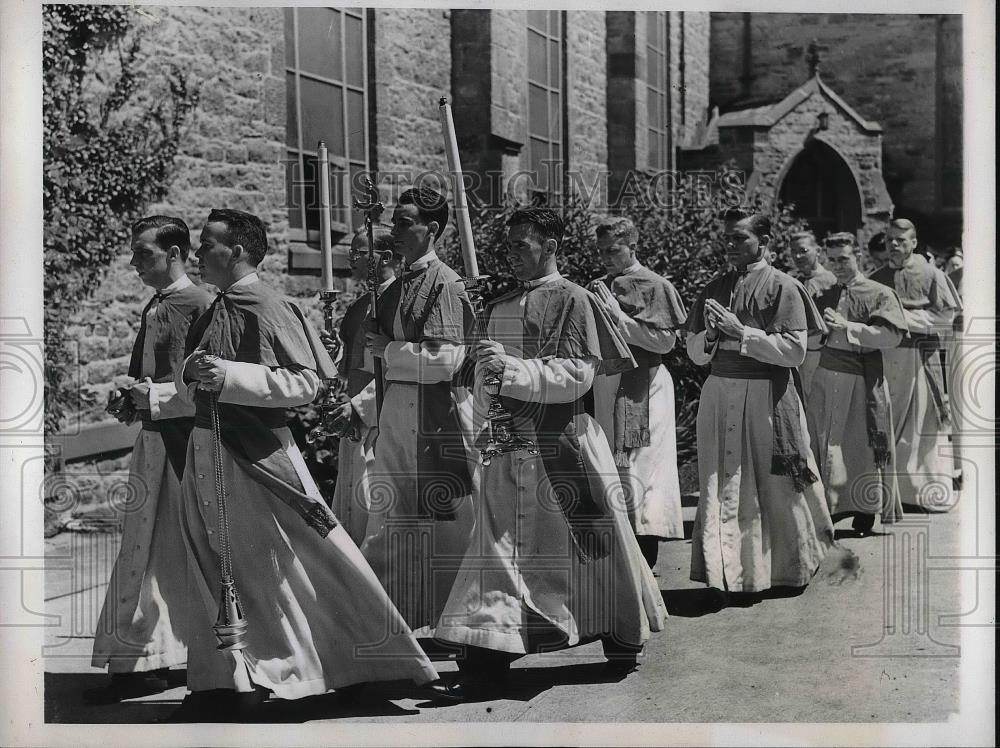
[87,195,960,716]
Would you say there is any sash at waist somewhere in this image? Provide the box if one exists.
[818,347,880,376]
[141,415,193,432]
[193,390,288,429]
[710,349,779,380]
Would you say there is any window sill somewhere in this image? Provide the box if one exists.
[288,241,352,275]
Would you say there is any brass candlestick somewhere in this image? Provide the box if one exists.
[463,275,538,466]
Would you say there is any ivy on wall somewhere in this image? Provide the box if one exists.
[43,5,199,436]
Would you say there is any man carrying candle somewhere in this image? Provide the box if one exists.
[360,186,478,635]
[431,208,666,700]
[588,216,687,571]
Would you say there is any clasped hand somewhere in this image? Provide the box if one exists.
[588,281,624,319]
[823,307,848,331]
[704,298,744,339]
[184,348,227,392]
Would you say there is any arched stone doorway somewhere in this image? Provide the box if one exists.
[777,139,863,237]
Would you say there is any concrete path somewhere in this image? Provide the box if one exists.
[43,506,962,724]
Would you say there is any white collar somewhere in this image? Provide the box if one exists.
[407,250,438,271]
[159,274,193,295]
[737,258,768,274]
[377,277,395,294]
[844,272,866,288]
[523,270,562,289]
[223,272,259,292]
[619,261,643,276]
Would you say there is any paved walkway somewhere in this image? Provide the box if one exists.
[43,504,962,725]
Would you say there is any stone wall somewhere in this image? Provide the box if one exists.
[566,11,608,206]
[66,6,289,427]
[680,12,711,143]
[752,92,889,244]
[709,12,962,229]
[371,8,451,182]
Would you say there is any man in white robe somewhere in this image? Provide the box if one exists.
[588,216,687,570]
[870,219,962,511]
[89,216,212,703]
[326,227,398,545]
[173,209,440,718]
[685,210,835,601]
[360,187,477,635]
[791,231,838,395]
[432,208,666,700]
[805,233,908,535]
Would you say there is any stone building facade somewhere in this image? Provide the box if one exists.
[708,12,963,246]
[55,8,961,438]
[61,7,711,431]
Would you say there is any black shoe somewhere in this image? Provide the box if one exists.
[83,672,170,704]
[601,636,643,677]
[423,678,471,702]
[852,513,876,536]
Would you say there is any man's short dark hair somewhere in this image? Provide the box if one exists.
[206,209,268,265]
[790,230,818,246]
[398,187,449,239]
[824,232,858,252]
[722,208,771,239]
[595,215,639,245]
[507,207,565,244]
[867,231,887,254]
[131,215,192,261]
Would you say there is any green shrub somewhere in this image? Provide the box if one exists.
[43,5,198,437]
[437,168,808,463]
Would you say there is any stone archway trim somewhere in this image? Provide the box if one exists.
[771,136,867,230]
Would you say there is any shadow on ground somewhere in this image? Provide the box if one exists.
[44,672,423,724]
[414,662,627,708]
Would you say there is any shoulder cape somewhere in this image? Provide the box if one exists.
[686,264,828,338]
[493,278,636,375]
[185,280,341,538]
[813,277,909,333]
[186,280,337,378]
[393,259,475,345]
[603,266,687,330]
[128,282,214,481]
[129,282,215,381]
[870,254,963,312]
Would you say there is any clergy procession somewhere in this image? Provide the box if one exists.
[85,108,962,722]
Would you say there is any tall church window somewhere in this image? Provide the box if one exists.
[645,11,671,172]
[527,11,566,198]
[285,7,369,253]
